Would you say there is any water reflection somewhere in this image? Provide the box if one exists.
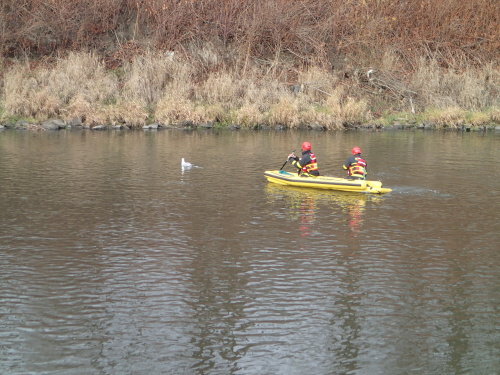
[265,184,382,235]
[263,185,392,373]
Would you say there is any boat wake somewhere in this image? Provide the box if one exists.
[391,186,452,197]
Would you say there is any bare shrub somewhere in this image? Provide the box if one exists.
[380,50,404,73]
[185,41,227,73]
[0,0,132,56]
[2,0,497,72]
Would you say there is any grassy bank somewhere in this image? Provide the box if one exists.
[1,51,498,129]
[0,0,498,129]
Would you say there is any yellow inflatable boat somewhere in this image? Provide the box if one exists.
[264,170,392,194]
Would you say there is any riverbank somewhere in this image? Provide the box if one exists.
[0,52,498,131]
[1,117,499,133]
[1,1,498,130]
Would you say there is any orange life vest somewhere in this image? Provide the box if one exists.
[303,152,319,174]
[348,156,367,179]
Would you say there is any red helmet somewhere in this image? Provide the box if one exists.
[302,142,312,151]
[351,147,362,155]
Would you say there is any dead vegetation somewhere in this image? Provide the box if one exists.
[0,0,498,128]
[2,0,496,69]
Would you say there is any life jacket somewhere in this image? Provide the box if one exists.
[303,152,319,174]
[348,156,367,179]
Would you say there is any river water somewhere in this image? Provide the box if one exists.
[0,128,498,375]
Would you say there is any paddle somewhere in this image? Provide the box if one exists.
[280,150,295,170]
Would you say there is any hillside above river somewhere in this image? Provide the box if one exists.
[0,0,498,129]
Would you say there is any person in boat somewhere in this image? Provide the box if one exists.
[343,147,367,180]
[288,142,320,176]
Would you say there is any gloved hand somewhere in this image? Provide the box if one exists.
[288,153,298,161]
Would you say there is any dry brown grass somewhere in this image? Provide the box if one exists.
[4,52,117,120]
[321,87,372,128]
[467,111,491,126]
[1,0,498,129]
[65,94,92,121]
[424,107,467,128]
[1,49,497,128]
[111,101,149,127]
[411,59,499,111]
[296,68,339,102]
[121,52,174,104]
[197,71,247,109]
[489,108,500,123]
[155,96,195,126]
[235,103,264,127]
[267,97,300,128]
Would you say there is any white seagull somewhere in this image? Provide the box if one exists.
[181,158,193,169]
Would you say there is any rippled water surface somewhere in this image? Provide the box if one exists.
[0,129,498,374]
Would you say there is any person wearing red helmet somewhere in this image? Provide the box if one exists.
[287,141,320,176]
[343,147,367,180]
